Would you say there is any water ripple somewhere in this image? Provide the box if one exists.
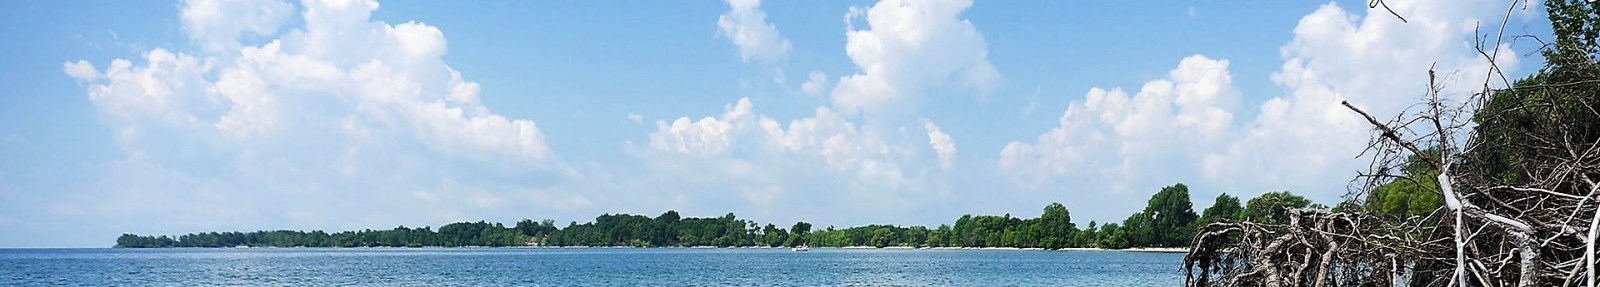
[0,248,1184,286]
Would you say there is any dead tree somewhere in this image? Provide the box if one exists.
[1186,0,1600,286]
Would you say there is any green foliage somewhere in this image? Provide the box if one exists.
[115,184,1313,250]
[870,227,895,248]
[1468,0,1600,188]
[1240,191,1313,225]
[1198,193,1243,226]
[761,223,789,247]
[1544,0,1600,74]
[1089,183,1204,248]
[1364,169,1443,220]
[116,234,175,248]
[1119,212,1151,248]
[515,219,558,239]
[925,225,950,247]
[1070,221,1097,247]
[1139,183,1198,247]
[800,202,1079,249]
[1037,202,1074,248]
[116,223,525,248]
[787,221,812,247]
[1096,223,1129,249]
[1361,148,1444,221]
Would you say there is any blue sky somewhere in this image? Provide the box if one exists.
[0,0,1553,247]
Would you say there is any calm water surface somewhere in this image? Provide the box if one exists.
[0,248,1184,286]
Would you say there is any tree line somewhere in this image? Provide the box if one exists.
[804,184,1339,249]
[115,220,538,248]
[116,183,1347,249]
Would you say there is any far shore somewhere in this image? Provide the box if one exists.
[833,246,1189,253]
[476,243,1190,251]
[169,245,1192,253]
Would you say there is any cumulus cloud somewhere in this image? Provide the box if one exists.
[1202,0,1516,194]
[756,106,902,173]
[63,60,100,81]
[717,0,791,65]
[630,0,1010,225]
[649,98,753,156]
[1001,0,1519,203]
[999,55,1237,190]
[180,0,295,52]
[830,0,1000,115]
[801,71,828,97]
[636,95,964,226]
[646,97,902,175]
[922,119,955,169]
[57,0,566,236]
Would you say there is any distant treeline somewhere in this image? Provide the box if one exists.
[116,183,1334,249]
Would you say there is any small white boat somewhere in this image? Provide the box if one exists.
[791,245,810,252]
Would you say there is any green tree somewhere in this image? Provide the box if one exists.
[1097,223,1128,249]
[761,223,788,247]
[905,226,929,247]
[653,211,681,246]
[953,215,974,246]
[927,225,950,247]
[1240,191,1313,225]
[1037,202,1075,249]
[870,227,894,248]
[787,221,812,247]
[1364,149,1445,220]
[1120,212,1151,247]
[1141,183,1198,247]
[1197,193,1243,227]
[1071,221,1097,247]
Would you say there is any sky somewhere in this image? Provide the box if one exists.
[0,0,1555,247]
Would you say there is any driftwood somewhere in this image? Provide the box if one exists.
[1186,1,1600,286]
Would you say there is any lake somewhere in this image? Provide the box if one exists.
[0,248,1186,286]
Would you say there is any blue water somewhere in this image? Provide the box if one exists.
[0,248,1185,286]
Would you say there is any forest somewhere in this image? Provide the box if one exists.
[114,183,1364,249]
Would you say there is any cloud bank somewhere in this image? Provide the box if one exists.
[58,0,571,237]
[999,0,1520,209]
[627,0,1004,225]
[22,0,1536,248]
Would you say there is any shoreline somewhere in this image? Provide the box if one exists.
[120,245,1190,253]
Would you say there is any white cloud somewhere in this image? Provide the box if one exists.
[922,119,955,169]
[62,60,100,81]
[1202,0,1516,195]
[663,0,994,176]
[637,96,952,226]
[756,105,899,172]
[649,98,753,156]
[628,0,1006,225]
[801,71,828,97]
[29,0,1525,247]
[1001,0,1519,203]
[999,55,1237,190]
[648,97,900,175]
[57,0,568,236]
[180,0,295,52]
[717,0,791,65]
[830,0,1000,115]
